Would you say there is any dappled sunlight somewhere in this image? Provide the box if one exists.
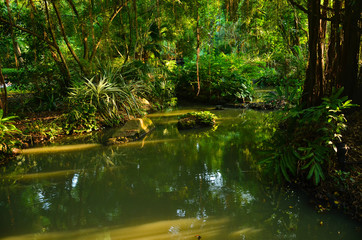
[147,108,213,118]
[17,144,102,154]
[228,227,262,239]
[0,218,235,240]
[112,138,182,148]
[153,119,179,125]
[2,168,81,181]
[1,108,360,240]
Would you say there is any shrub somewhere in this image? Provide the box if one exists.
[0,110,21,153]
[173,54,254,103]
[264,85,302,109]
[260,88,356,185]
[68,67,150,127]
[63,103,98,134]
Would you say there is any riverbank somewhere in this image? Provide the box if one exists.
[1,100,361,221]
[305,110,362,221]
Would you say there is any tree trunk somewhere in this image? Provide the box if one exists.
[44,0,71,91]
[325,0,342,95]
[51,0,86,75]
[302,0,321,107]
[5,0,24,68]
[132,0,138,59]
[89,0,95,58]
[316,0,328,99]
[89,0,129,62]
[196,0,201,96]
[0,66,8,115]
[157,0,161,37]
[338,0,361,101]
[66,0,89,60]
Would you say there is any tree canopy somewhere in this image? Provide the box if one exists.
[0,0,361,110]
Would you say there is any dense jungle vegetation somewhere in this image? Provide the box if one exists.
[0,0,361,218]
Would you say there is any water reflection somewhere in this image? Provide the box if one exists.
[0,108,360,240]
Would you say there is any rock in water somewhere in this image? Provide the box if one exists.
[177,111,216,130]
[106,117,154,145]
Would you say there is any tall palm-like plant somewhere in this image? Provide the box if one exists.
[69,69,150,126]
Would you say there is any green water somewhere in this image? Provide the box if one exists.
[0,107,360,240]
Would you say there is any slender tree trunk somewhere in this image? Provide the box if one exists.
[51,0,86,75]
[157,0,161,37]
[89,0,129,62]
[89,0,95,57]
[44,0,71,91]
[226,0,229,22]
[5,0,24,68]
[126,5,133,62]
[196,0,201,96]
[325,0,342,94]
[66,0,89,60]
[316,0,328,99]
[132,0,138,59]
[0,66,8,115]
[29,0,38,63]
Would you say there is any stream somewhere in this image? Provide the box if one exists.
[0,107,360,240]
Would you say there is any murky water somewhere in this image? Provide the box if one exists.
[0,107,360,240]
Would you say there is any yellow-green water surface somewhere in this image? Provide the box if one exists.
[0,107,360,240]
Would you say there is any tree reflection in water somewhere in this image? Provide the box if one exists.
[0,108,360,240]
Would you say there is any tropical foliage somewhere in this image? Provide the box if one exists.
[261,88,356,185]
[0,0,360,191]
[0,109,20,153]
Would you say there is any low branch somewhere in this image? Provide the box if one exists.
[52,0,86,74]
[287,0,338,22]
[0,16,56,48]
[89,0,130,61]
[287,0,308,14]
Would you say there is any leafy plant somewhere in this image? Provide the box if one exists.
[260,88,356,185]
[264,85,301,109]
[69,69,150,127]
[174,54,254,103]
[256,68,280,87]
[63,103,98,134]
[23,120,63,141]
[0,109,21,153]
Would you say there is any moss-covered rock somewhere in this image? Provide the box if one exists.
[106,117,154,145]
[177,111,217,130]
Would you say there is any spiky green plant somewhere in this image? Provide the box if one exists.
[69,70,150,127]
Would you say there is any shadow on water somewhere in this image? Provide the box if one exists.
[0,107,360,240]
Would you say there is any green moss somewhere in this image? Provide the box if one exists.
[177,111,217,130]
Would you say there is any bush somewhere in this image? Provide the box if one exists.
[68,65,150,127]
[260,88,356,185]
[63,103,98,134]
[173,54,254,103]
[0,110,21,153]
